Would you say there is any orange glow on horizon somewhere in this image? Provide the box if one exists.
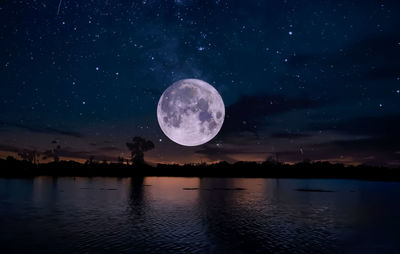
[0,149,365,166]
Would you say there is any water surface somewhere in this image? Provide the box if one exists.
[0,177,399,253]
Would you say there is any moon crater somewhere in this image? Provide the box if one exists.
[157,79,225,146]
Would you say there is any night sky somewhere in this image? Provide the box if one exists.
[0,0,399,166]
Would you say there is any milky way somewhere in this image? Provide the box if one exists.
[0,1,399,164]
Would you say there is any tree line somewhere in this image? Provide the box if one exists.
[13,136,154,166]
[1,136,399,181]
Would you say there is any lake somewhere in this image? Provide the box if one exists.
[0,177,399,253]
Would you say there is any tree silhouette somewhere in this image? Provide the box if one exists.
[264,155,279,165]
[18,150,40,165]
[126,136,154,165]
[117,156,125,164]
[85,155,96,165]
[6,156,17,161]
[42,140,61,162]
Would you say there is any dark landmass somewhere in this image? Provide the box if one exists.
[183,187,246,191]
[295,188,335,192]
[0,156,399,181]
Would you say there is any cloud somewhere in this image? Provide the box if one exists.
[270,132,311,139]
[194,145,238,162]
[0,121,83,138]
[273,138,400,166]
[318,137,398,153]
[287,29,400,82]
[312,138,400,166]
[365,67,400,81]
[310,114,400,139]
[346,32,400,81]
[286,114,400,165]
[345,32,400,66]
[0,144,21,153]
[221,94,322,135]
[97,146,121,152]
[194,141,270,162]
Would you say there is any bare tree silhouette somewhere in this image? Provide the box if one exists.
[117,156,125,164]
[42,140,61,162]
[126,136,154,165]
[18,150,40,165]
[85,155,96,165]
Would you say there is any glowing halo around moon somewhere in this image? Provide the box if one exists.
[157,79,225,146]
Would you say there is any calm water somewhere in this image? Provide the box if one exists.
[0,177,399,254]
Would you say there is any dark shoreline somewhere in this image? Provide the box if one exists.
[1,158,399,182]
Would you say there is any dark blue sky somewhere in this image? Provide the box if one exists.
[0,0,399,165]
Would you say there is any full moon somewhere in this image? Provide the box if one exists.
[157,79,225,146]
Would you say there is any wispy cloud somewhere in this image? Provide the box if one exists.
[270,132,311,139]
[221,94,323,136]
[0,121,83,138]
